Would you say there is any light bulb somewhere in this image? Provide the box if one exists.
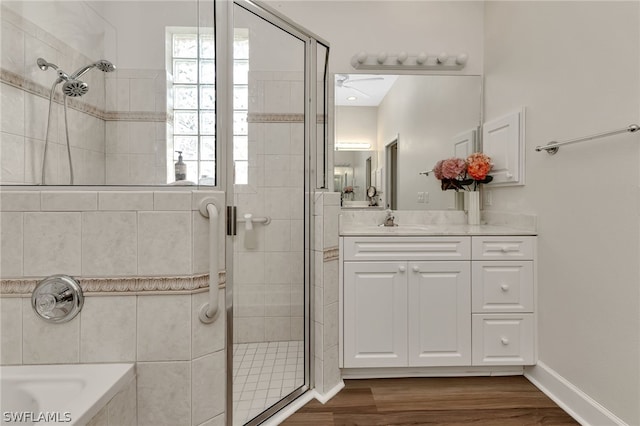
[416,52,427,65]
[437,52,449,64]
[377,52,387,64]
[356,51,367,64]
[456,53,468,65]
[397,51,408,64]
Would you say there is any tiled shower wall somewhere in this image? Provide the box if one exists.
[0,189,225,426]
[313,192,342,396]
[0,5,167,185]
[232,71,305,344]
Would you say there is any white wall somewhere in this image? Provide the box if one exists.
[265,0,484,75]
[483,2,640,424]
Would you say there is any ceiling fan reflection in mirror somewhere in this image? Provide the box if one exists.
[335,74,398,106]
[336,74,384,98]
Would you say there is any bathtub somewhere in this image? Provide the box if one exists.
[1,363,134,426]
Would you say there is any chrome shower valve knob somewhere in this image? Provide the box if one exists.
[31,275,84,323]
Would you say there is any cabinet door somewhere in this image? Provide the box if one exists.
[408,261,471,366]
[343,262,408,368]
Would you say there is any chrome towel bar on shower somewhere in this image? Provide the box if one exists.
[536,124,639,155]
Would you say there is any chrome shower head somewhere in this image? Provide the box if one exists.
[69,59,116,80]
[62,80,89,97]
[95,60,116,73]
[37,58,59,71]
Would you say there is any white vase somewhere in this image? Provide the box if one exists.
[465,191,480,225]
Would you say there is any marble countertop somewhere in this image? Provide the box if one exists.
[340,223,537,236]
[339,210,538,236]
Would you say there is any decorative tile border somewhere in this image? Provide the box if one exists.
[0,271,226,297]
[0,68,168,123]
[248,113,326,123]
[323,247,339,262]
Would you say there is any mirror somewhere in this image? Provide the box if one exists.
[335,74,482,210]
[0,1,216,186]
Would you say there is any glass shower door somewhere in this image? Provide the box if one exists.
[230,2,308,424]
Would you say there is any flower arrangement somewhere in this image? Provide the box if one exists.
[433,153,493,191]
[343,186,353,194]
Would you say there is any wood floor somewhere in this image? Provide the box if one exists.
[282,376,579,425]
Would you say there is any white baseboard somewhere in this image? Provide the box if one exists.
[525,362,627,426]
[313,380,345,404]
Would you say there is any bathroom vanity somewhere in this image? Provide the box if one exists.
[338,213,537,376]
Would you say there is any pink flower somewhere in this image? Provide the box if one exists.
[433,160,444,180]
[440,158,467,179]
[466,153,492,180]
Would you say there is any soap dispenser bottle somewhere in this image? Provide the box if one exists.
[175,151,186,181]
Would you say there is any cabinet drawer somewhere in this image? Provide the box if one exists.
[472,314,535,366]
[472,236,535,260]
[472,261,534,313]
[343,237,471,261]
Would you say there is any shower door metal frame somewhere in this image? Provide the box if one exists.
[216,0,329,424]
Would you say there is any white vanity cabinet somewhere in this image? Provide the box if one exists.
[340,234,536,371]
[471,236,536,366]
[341,236,472,368]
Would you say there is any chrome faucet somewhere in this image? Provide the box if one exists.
[383,210,396,227]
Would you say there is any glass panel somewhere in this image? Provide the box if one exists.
[233,136,248,161]
[200,60,215,84]
[174,59,198,83]
[233,111,248,135]
[233,60,249,85]
[174,136,199,160]
[233,86,248,110]
[200,86,216,109]
[232,4,308,425]
[200,161,215,179]
[173,34,198,57]
[200,111,216,135]
[234,160,248,185]
[201,136,216,160]
[175,111,199,135]
[200,35,215,59]
[174,85,198,109]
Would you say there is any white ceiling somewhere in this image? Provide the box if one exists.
[335,74,398,107]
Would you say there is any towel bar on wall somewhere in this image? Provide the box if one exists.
[536,124,639,155]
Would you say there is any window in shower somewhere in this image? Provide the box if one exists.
[233,29,249,185]
[170,32,216,184]
[167,30,249,185]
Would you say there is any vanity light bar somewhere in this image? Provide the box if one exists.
[351,51,468,70]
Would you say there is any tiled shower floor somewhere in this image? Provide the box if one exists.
[233,341,304,425]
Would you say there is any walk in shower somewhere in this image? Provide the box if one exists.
[0,0,328,424]
[225,2,328,424]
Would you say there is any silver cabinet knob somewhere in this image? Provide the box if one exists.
[32,275,83,323]
[398,265,406,272]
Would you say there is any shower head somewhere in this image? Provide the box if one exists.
[62,80,89,97]
[37,58,59,71]
[69,59,116,80]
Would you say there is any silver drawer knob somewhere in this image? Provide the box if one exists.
[398,265,406,272]
[500,284,510,292]
[501,337,509,345]
[412,266,420,273]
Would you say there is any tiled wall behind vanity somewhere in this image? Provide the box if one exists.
[0,189,225,426]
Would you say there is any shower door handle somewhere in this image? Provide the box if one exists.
[227,206,237,236]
